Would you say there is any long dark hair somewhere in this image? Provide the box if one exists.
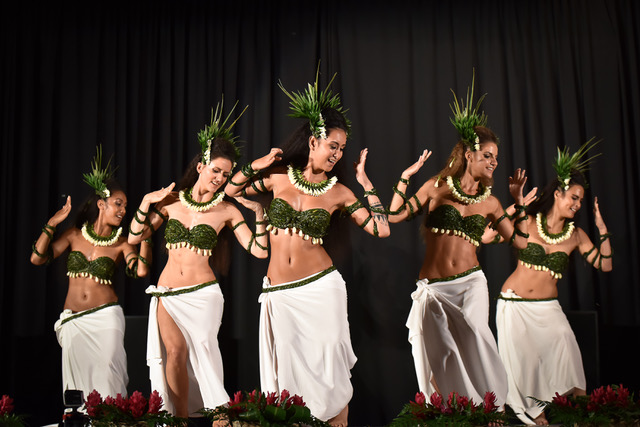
[431,126,499,188]
[527,170,587,220]
[177,137,239,191]
[271,107,350,180]
[75,179,124,228]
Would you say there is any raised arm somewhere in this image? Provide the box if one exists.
[489,169,530,249]
[225,148,282,197]
[226,198,269,258]
[128,183,175,244]
[31,196,73,265]
[341,149,390,238]
[579,197,612,272]
[388,149,432,223]
[483,186,537,244]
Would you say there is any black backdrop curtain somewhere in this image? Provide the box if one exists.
[2,0,639,425]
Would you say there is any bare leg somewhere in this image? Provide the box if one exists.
[573,387,586,397]
[328,405,348,427]
[157,299,189,417]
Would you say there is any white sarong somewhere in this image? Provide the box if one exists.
[146,281,229,416]
[406,268,507,407]
[259,267,357,421]
[496,289,586,424]
[54,302,128,399]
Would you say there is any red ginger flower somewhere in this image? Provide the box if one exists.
[248,389,259,404]
[114,393,129,412]
[605,385,617,404]
[265,391,278,406]
[413,391,426,406]
[447,391,460,410]
[430,392,443,410]
[459,395,470,409]
[85,390,103,417]
[483,391,498,413]
[229,391,243,406]
[617,384,630,406]
[129,391,147,418]
[148,390,163,414]
[291,394,305,407]
[552,392,573,408]
[280,390,291,408]
[0,395,14,416]
[590,386,605,404]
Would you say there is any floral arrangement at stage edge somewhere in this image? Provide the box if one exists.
[199,389,331,426]
[388,390,506,426]
[0,395,26,426]
[84,389,186,426]
[532,384,640,426]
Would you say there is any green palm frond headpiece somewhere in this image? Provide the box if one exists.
[278,66,351,139]
[553,137,601,190]
[82,145,116,199]
[197,97,248,165]
[449,69,488,151]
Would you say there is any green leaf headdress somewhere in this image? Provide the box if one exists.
[82,145,116,199]
[197,97,248,165]
[553,137,601,191]
[278,66,351,139]
[449,69,488,151]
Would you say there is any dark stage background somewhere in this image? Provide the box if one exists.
[2,1,639,425]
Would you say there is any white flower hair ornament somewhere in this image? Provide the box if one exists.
[278,64,351,140]
[553,137,601,191]
[449,69,489,152]
[82,145,116,199]
[197,96,248,165]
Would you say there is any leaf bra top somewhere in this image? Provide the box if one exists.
[424,204,487,247]
[67,251,116,285]
[266,198,331,244]
[164,218,217,256]
[518,242,569,279]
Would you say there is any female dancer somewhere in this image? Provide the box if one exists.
[225,74,390,426]
[387,79,529,408]
[128,104,268,417]
[490,140,612,425]
[30,146,150,399]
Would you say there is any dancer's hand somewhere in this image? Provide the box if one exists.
[401,149,432,180]
[354,148,372,189]
[251,148,283,171]
[49,195,72,227]
[508,169,527,204]
[235,196,264,218]
[143,182,175,204]
[593,197,607,232]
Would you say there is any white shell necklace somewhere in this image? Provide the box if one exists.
[287,165,338,197]
[179,187,225,212]
[81,222,122,247]
[536,212,575,245]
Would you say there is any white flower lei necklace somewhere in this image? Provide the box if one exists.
[287,165,338,197]
[446,176,492,205]
[179,187,225,212]
[536,212,574,245]
[81,222,122,247]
